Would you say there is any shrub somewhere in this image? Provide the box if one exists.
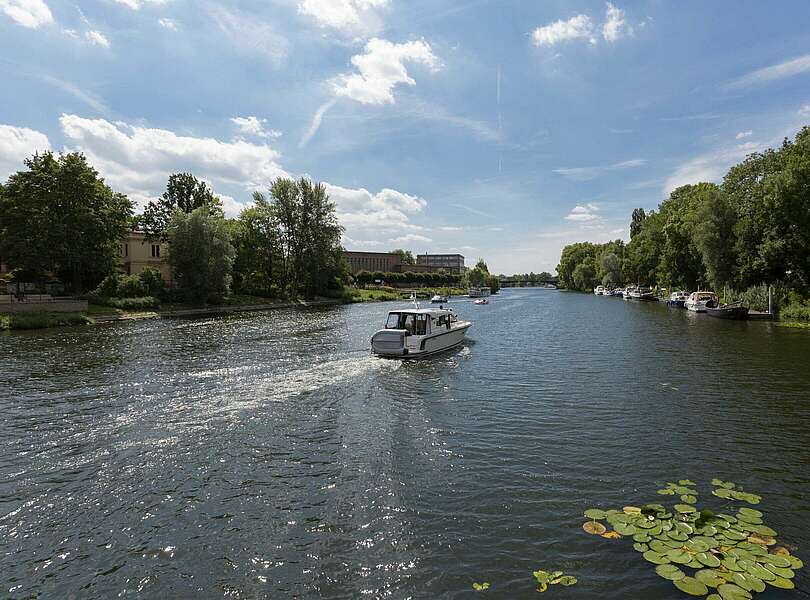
[734,283,790,313]
[781,301,810,323]
[138,267,166,298]
[107,296,160,310]
[117,274,146,298]
[94,274,120,298]
[0,312,92,330]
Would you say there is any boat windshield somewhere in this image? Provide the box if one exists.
[385,312,427,335]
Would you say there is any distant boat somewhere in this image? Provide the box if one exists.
[609,288,625,297]
[594,285,606,296]
[468,287,491,298]
[667,290,689,308]
[473,298,489,305]
[623,286,635,300]
[629,286,657,301]
[430,294,448,303]
[685,291,718,312]
[706,302,749,320]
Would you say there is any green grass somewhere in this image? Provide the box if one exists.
[87,303,122,316]
[0,312,93,331]
[348,288,401,303]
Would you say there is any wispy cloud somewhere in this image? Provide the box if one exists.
[724,54,810,91]
[0,0,53,28]
[660,113,722,122]
[299,99,337,148]
[450,203,496,219]
[38,73,109,114]
[553,158,646,181]
[532,14,595,47]
[735,130,753,139]
[231,116,282,139]
[799,104,810,117]
[564,203,600,222]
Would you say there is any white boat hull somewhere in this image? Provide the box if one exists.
[685,301,707,312]
[371,323,471,358]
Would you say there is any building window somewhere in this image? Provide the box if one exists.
[124,243,129,257]
[151,244,161,258]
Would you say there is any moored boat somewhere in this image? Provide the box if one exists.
[430,294,449,303]
[685,291,718,312]
[706,302,749,320]
[623,286,636,300]
[371,307,471,358]
[594,286,606,296]
[468,286,491,298]
[667,290,689,308]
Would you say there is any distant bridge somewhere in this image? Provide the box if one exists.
[498,277,558,288]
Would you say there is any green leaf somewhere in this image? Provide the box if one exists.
[674,576,709,596]
[655,564,685,581]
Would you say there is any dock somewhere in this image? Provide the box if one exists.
[748,311,774,321]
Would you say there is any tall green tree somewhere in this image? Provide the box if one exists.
[391,248,415,265]
[599,252,622,287]
[231,191,281,296]
[167,206,235,304]
[0,151,132,291]
[693,187,738,291]
[140,173,223,240]
[630,208,647,239]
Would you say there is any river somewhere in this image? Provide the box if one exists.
[1,289,809,599]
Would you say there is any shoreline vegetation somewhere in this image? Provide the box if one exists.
[556,126,810,327]
[1,154,494,331]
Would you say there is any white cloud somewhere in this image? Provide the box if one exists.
[111,0,169,9]
[391,233,431,244]
[158,17,177,30]
[59,114,287,209]
[38,73,108,114]
[532,14,594,47]
[0,0,53,28]
[299,99,337,148]
[85,30,110,47]
[230,116,282,139]
[724,54,810,91]
[0,123,51,180]
[735,130,753,139]
[602,2,630,42]
[298,0,388,31]
[326,183,426,240]
[553,158,646,181]
[565,204,600,222]
[799,104,810,117]
[333,37,440,105]
[208,5,288,66]
[438,226,464,231]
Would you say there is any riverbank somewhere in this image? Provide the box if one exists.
[0,312,93,331]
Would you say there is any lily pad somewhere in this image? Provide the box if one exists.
[633,542,648,553]
[472,582,490,591]
[674,576,709,596]
[656,564,685,581]
[766,575,795,589]
[582,521,606,535]
[695,569,726,588]
[696,552,721,567]
[643,550,671,565]
[584,509,606,520]
[600,530,622,540]
[680,494,698,504]
[674,504,696,514]
[667,549,692,564]
[717,583,752,600]
[557,575,577,586]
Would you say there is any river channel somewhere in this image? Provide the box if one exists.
[1,289,808,598]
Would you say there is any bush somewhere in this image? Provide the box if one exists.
[138,267,166,298]
[117,274,146,298]
[781,301,810,323]
[107,296,160,310]
[95,274,120,297]
[0,312,92,330]
[734,283,790,313]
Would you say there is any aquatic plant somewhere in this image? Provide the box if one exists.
[472,582,490,591]
[583,479,803,598]
[532,569,577,593]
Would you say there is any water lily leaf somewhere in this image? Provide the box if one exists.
[649,540,670,553]
[643,550,671,565]
[678,479,696,486]
[667,529,688,542]
[764,564,795,579]
[557,576,577,586]
[766,575,794,589]
[695,569,726,587]
[707,595,722,600]
[736,512,762,525]
[582,521,606,535]
[730,572,758,592]
[472,582,490,591]
[737,507,762,518]
[633,532,651,543]
[697,552,721,567]
[613,523,636,536]
[533,570,549,584]
[680,494,698,504]
[684,539,709,553]
[674,576,709,596]
[584,509,606,520]
[633,542,648,553]
[723,529,747,541]
[786,555,803,569]
[674,504,696,514]
[747,534,775,546]
[656,564,685,581]
[623,506,641,514]
[536,581,548,593]
[666,549,692,564]
[717,583,752,600]
[713,488,733,499]
[745,562,775,582]
[601,530,622,539]
[749,524,776,537]
[758,554,791,568]
[548,571,564,583]
[657,488,676,495]
[722,557,744,572]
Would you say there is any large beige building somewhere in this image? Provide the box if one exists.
[122,232,171,281]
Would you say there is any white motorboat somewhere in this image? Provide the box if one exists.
[371,307,471,358]
[667,290,689,308]
[473,298,488,305]
[594,286,606,296]
[468,287,491,298]
[430,294,449,303]
[685,291,719,312]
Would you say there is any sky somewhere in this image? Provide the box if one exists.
[1,0,809,274]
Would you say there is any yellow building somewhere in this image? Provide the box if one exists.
[122,231,172,281]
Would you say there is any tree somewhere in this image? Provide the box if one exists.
[140,173,223,240]
[468,258,490,287]
[391,248,415,265]
[572,257,597,291]
[0,151,133,292]
[693,187,738,291]
[599,252,622,287]
[630,208,647,239]
[231,191,281,296]
[167,206,235,304]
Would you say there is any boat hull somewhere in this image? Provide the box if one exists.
[371,323,471,358]
[667,300,686,308]
[706,306,749,320]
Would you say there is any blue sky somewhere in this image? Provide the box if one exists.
[1,0,809,274]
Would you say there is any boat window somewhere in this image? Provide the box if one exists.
[415,315,427,336]
[385,313,400,329]
[401,314,415,335]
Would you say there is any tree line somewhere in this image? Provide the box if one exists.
[557,126,810,303]
[0,152,346,304]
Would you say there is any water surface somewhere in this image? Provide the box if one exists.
[2,289,809,598]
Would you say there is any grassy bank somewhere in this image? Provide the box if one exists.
[347,288,400,303]
[0,312,93,331]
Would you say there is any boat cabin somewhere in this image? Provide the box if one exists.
[372,308,471,358]
[384,308,456,336]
